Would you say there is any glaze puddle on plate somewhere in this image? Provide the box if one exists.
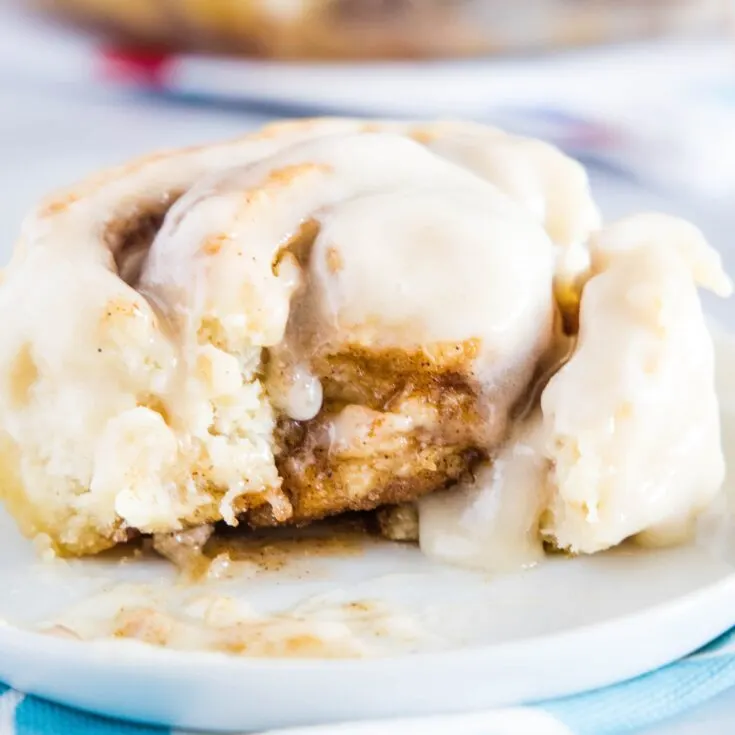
[1,513,735,656]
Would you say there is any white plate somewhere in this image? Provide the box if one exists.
[1,47,735,731]
[0,330,733,732]
[1,520,735,732]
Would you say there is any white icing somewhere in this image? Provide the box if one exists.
[140,133,557,394]
[542,214,732,553]
[420,213,733,569]
[419,415,548,572]
[282,362,324,422]
[328,405,416,459]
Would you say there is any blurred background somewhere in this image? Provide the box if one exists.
[0,0,735,321]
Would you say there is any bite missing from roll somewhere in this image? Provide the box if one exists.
[0,118,729,568]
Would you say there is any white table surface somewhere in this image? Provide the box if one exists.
[1,47,735,735]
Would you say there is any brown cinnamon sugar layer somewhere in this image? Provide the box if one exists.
[105,194,182,286]
[313,341,480,410]
[251,341,506,528]
[267,441,482,527]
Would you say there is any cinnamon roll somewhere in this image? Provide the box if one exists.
[0,119,597,555]
[2,118,730,570]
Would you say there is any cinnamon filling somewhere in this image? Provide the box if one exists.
[106,194,181,286]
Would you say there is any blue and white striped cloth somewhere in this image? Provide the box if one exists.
[1,627,734,735]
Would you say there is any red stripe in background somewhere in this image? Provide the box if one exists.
[98,47,172,87]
